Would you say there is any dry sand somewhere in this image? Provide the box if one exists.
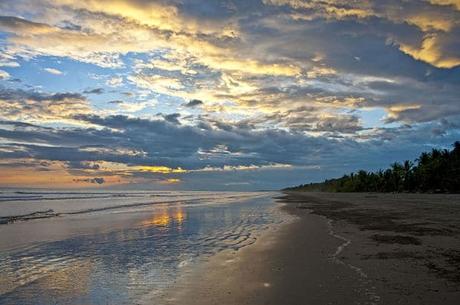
[159,192,460,305]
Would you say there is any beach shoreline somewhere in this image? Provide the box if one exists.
[159,192,460,305]
[0,191,284,304]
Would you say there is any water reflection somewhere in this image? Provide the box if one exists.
[140,206,186,228]
[0,257,93,305]
[0,193,286,305]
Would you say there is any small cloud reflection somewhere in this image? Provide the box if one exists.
[141,206,186,228]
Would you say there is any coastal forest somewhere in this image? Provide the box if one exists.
[286,142,460,193]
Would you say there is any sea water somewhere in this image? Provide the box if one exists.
[0,190,287,305]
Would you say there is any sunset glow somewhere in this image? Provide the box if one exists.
[0,0,459,190]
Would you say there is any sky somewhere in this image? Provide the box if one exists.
[0,0,459,190]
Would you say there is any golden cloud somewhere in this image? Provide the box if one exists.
[0,160,124,188]
[430,0,460,10]
[135,166,187,174]
[399,34,460,68]
[386,103,422,121]
[264,0,460,69]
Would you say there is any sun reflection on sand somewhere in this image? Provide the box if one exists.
[36,260,93,297]
[141,207,186,228]
[0,258,93,301]
[0,193,282,305]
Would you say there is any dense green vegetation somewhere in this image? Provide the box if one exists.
[285,142,460,193]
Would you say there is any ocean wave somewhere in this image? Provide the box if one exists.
[0,194,143,203]
[0,193,258,225]
[0,200,190,225]
[0,209,59,225]
[0,191,227,203]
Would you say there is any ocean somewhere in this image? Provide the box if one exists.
[0,190,288,305]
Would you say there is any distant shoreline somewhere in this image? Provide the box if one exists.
[285,141,460,194]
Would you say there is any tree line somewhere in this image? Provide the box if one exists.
[285,142,460,193]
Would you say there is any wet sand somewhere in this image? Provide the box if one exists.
[0,192,282,305]
[160,192,460,305]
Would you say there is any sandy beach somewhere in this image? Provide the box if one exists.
[2,1,459,304]
[161,192,460,305]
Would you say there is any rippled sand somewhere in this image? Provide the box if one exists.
[160,192,460,305]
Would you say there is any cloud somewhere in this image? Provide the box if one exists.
[0,0,459,188]
[83,88,104,94]
[0,3,302,74]
[430,0,460,10]
[67,161,100,170]
[0,112,458,188]
[192,163,292,172]
[117,101,152,113]
[106,76,123,87]
[0,52,20,67]
[0,87,91,124]
[0,114,334,170]
[183,99,203,107]
[398,31,460,68]
[44,67,63,75]
[163,113,181,124]
[263,0,460,69]
[0,16,132,67]
[73,177,105,184]
[0,70,10,79]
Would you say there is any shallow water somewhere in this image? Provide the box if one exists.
[0,191,286,305]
